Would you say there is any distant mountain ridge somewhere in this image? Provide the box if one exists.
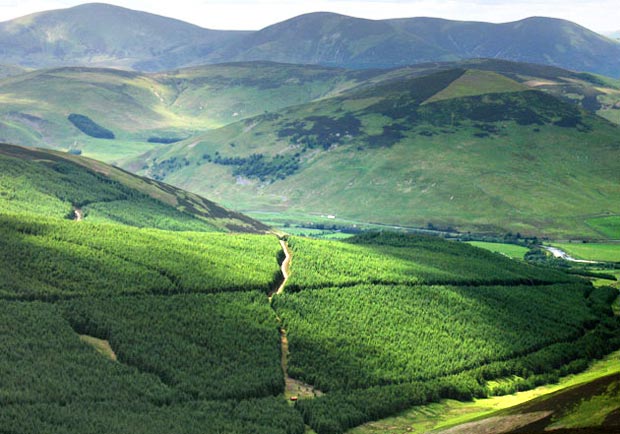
[0,3,246,70]
[1,3,620,76]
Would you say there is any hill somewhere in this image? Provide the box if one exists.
[127,67,620,239]
[1,59,619,163]
[0,63,372,161]
[217,14,620,77]
[1,209,617,433]
[0,142,268,233]
[0,3,245,71]
[2,5,620,77]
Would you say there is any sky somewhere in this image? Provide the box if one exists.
[0,0,618,33]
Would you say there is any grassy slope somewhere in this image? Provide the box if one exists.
[466,241,530,259]
[0,143,268,233]
[131,68,620,239]
[2,59,618,163]
[0,64,370,161]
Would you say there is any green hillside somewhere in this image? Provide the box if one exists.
[0,63,369,161]
[0,148,617,433]
[130,67,620,239]
[1,60,618,164]
[0,143,267,232]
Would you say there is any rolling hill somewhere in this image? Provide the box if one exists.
[1,59,619,163]
[0,142,268,232]
[126,67,620,239]
[2,4,620,77]
[0,63,374,161]
[218,13,620,78]
[0,3,246,71]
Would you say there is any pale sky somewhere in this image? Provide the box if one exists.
[0,0,618,33]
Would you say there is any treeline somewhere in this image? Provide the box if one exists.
[83,198,218,231]
[285,233,576,291]
[63,292,284,401]
[273,283,596,391]
[0,214,282,299]
[205,152,300,182]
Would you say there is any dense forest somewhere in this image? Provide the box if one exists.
[0,206,618,434]
[0,214,282,299]
[285,232,575,290]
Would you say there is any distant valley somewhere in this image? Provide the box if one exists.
[1,58,618,238]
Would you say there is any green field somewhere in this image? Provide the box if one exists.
[551,242,620,262]
[586,216,620,239]
[466,241,531,259]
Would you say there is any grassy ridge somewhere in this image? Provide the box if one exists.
[0,143,268,232]
[0,64,367,160]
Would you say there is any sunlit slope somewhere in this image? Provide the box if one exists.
[0,143,268,233]
[0,63,369,160]
[130,68,620,238]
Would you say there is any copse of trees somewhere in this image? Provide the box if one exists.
[68,114,115,139]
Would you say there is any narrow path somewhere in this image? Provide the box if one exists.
[269,238,322,400]
[269,239,291,301]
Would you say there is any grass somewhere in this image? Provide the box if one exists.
[586,216,620,239]
[466,241,530,259]
[0,64,362,161]
[79,335,117,361]
[551,242,620,262]
[547,381,620,429]
[423,70,527,104]
[348,350,620,433]
[0,143,268,233]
